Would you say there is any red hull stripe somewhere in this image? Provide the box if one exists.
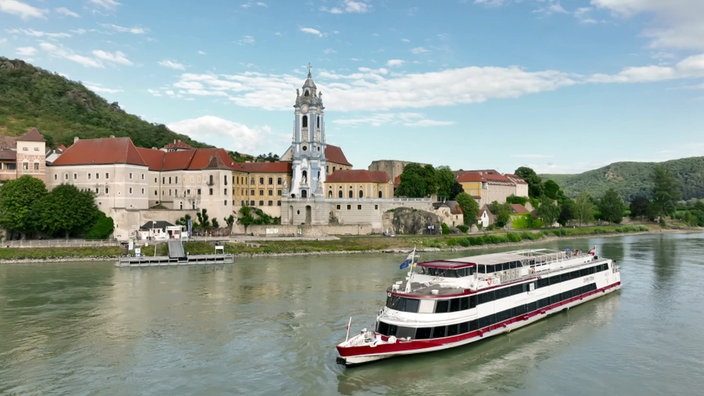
[338,281,620,357]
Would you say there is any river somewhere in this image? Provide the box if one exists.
[1,232,703,395]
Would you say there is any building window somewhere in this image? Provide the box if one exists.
[347,205,351,210]
[224,200,228,206]
[141,188,145,194]
[268,201,273,206]
[259,189,264,196]
[268,177,273,185]
[209,188,213,195]
[259,177,264,184]
[169,177,172,184]
[34,147,39,151]
[154,190,158,196]
[88,173,91,179]
[95,188,99,194]
[33,163,39,170]
[209,175,214,185]
[268,190,273,196]
[54,174,58,180]
[141,174,145,180]
[197,188,201,195]
[129,173,133,179]
[358,205,362,210]
[359,190,363,198]
[64,173,68,180]
[338,191,343,198]
[224,188,227,195]
[22,147,28,151]
[96,173,99,179]
[259,200,264,206]
[250,177,255,184]
[278,190,282,196]
[375,205,379,210]
[348,191,353,198]
[250,189,255,195]
[74,173,77,179]
[106,187,109,194]
[336,205,341,210]
[175,176,178,184]
[277,177,282,185]
[106,173,110,179]
[129,187,133,194]
[302,115,308,127]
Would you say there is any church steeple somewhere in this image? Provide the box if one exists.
[289,65,326,199]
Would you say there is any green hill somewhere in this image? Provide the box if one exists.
[542,156,704,201]
[0,57,215,151]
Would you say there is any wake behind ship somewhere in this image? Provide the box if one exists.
[336,247,621,366]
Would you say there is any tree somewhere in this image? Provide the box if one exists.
[455,192,479,226]
[651,165,682,220]
[490,201,512,228]
[0,175,48,239]
[39,184,100,238]
[224,214,235,228]
[599,188,626,224]
[436,166,461,201]
[85,212,115,239]
[557,198,574,227]
[237,206,274,233]
[536,196,560,226]
[196,209,210,230]
[543,179,563,200]
[515,166,543,198]
[396,163,437,198]
[573,192,596,226]
[629,195,652,220]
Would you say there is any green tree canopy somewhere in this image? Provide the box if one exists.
[490,201,512,228]
[435,166,463,201]
[629,195,652,220]
[39,184,100,238]
[0,175,48,239]
[599,188,626,224]
[515,166,544,198]
[651,165,682,219]
[396,163,438,198]
[543,179,563,200]
[536,196,560,226]
[573,192,596,226]
[455,192,479,226]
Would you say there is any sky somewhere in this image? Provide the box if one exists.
[1,0,704,175]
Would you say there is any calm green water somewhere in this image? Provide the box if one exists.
[1,233,704,395]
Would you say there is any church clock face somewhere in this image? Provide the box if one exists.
[301,104,308,112]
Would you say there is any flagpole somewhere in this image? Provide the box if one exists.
[404,247,416,293]
[345,316,352,342]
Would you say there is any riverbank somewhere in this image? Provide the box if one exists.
[1,224,696,264]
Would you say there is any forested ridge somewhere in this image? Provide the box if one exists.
[542,157,704,201]
[0,56,209,150]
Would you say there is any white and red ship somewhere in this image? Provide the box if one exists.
[336,247,620,366]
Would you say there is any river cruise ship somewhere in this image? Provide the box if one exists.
[336,247,620,366]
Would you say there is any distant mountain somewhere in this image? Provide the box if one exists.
[0,57,252,159]
[542,156,704,201]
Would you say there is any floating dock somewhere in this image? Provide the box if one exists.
[115,240,234,267]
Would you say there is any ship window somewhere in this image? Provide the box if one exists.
[432,326,446,338]
[447,324,459,336]
[435,300,449,313]
[415,328,432,340]
[450,298,461,312]
[396,327,415,339]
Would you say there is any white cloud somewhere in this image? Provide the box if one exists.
[7,28,71,39]
[0,0,46,19]
[16,46,36,56]
[89,0,120,10]
[92,50,132,65]
[102,23,146,34]
[336,112,453,128]
[85,82,122,94]
[238,35,255,45]
[55,7,79,17]
[591,0,704,50]
[167,115,275,154]
[327,0,371,14]
[411,47,429,55]
[386,59,405,67]
[39,42,103,68]
[588,53,704,83]
[300,27,323,37]
[159,59,185,70]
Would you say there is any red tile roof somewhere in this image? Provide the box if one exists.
[233,161,292,173]
[163,140,194,150]
[18,127,45,142]
[53,137,236,171]
[325,144,352,166]
[327,169,389,183]
[455,170,521,185]
[52,137,146,166]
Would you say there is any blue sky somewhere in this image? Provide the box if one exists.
[1,0,703,174]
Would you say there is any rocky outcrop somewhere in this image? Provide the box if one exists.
[383,207,441,235]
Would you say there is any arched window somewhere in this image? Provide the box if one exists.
[348,190,353,198]
[328,191,333,198]
[378,191,383,198]
[338,191,343,198]
[317,116,320,128]
[359,190,364,198]
[302,115,308,127]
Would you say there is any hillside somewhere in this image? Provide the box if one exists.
[0,57,214,152]
[542,156,704,201]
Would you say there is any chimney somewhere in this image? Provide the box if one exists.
[73,136,79,143]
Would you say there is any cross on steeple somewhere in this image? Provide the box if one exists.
[307,63,312,76]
